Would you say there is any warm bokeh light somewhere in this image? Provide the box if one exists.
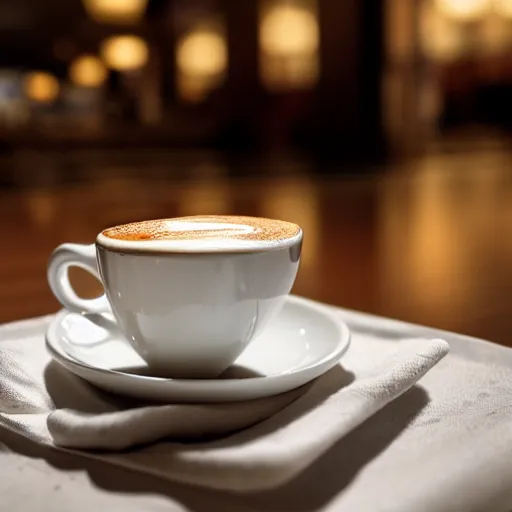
[378,168,460,320]
[421,4,467,61]
[100,35,149,71]
[435,0,491,21]
[421,0,512,61]
[82,0,148,24]
[69,55,108,87]
[493,0,512,17]
[479,13,511,53]
[23,72,60,103]
[177,30,228,78]
[176,27,227,102]
[259,1,319,91]
[261,4,319,57]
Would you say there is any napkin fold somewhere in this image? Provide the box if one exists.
[0,315,448,491]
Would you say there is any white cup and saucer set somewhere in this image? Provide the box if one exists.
[46,215,351,403]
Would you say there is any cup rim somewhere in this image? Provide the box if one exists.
[96,226,303,255]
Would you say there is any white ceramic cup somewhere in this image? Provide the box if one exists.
[47,223,302,378]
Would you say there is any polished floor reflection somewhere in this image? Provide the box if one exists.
[2,143,512,345]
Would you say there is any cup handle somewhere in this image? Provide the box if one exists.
[47,243,110,314]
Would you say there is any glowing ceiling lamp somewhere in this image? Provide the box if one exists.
[435,0,491,21]
[82,0,148,24]
[260,4,319,57]
[69,55,108,87]
[23,72,60,103]
[100,35,149,71]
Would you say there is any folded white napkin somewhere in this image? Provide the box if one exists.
[0,315,448,491]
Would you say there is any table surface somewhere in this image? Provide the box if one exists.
[2,137,512,512]
[2,140,512,346]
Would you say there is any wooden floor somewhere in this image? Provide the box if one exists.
[2,139,512,345]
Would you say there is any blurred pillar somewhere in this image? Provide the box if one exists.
[148,0,177,111]
[382,0,428,155]
[303,0,386,165]
[137,46,163,125]
[222,0,261,150]
[225,0,259,101]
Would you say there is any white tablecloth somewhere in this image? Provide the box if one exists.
[1,299,512,512]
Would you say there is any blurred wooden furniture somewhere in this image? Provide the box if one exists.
[2,140,512,346]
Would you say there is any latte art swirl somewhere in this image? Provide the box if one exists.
[101,215,301,244]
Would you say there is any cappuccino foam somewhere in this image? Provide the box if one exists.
[100,215,301,252]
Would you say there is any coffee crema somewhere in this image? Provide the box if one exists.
[101,215,301,244]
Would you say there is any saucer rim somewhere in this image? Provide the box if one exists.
[45,295,350,385]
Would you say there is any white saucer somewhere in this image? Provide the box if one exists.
[45,296,350,403]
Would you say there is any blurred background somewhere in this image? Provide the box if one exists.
[1,0,512,344]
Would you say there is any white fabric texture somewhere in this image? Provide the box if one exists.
[0,309,447,493]
[3,299,512,511]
